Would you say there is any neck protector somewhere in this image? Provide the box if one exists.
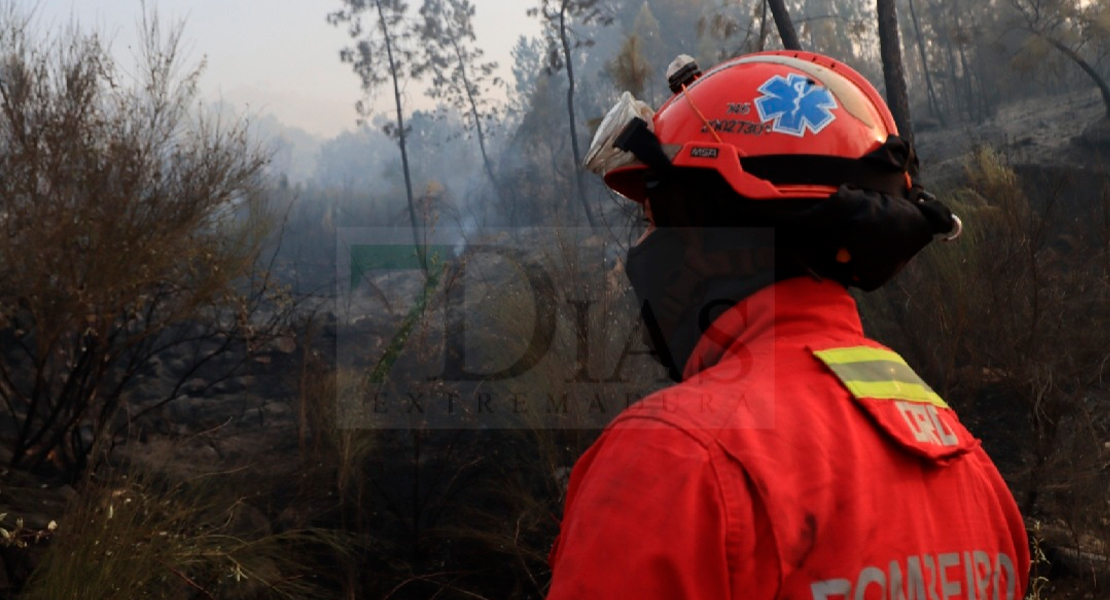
[624,227,783,382]
[623,181,957,381]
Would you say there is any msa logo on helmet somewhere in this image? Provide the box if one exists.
[690,147,719,158]
[754,73,838,137]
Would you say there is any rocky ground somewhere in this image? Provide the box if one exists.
[915,89,1109,187]
[0,335,309,596]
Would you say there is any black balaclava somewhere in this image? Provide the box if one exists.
[624,227,783,381]
[623,160,956,382]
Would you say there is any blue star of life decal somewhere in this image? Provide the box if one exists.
[754,73,838,137]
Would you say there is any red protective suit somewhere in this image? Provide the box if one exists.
[547,277,1029,600]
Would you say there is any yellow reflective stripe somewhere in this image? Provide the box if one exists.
[813,346,908,366]
[813,346,950,409]
[839,380,949,409]
[822,360,921,385]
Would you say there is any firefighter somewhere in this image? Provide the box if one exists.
[547,51,1029,600]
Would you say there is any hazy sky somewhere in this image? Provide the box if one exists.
[37,0,541,138]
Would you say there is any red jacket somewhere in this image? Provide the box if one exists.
[547,277,1029,600]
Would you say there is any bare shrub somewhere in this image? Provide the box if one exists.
[0,7,287,476]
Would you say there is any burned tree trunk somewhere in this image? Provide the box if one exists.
[766,0,802,51]
[907,0,943,125]
[877,0,914,143]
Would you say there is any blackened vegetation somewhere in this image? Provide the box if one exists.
[0,0,1109,598]
[860,151,1110,594]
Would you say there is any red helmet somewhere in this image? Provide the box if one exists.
[604,51,906,203]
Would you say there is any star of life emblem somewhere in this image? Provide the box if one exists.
[754,73,838,136]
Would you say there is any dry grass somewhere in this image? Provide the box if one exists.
[19,465,350,600]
